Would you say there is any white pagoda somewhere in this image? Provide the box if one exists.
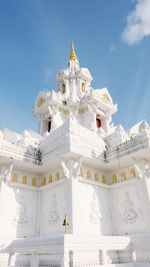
[0,45,150,267]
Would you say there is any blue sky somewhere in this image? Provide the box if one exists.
[0,0,150,133]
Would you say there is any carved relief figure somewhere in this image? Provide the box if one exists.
[48,193,59,225]
[131,158,142,179]
[89,192,102,224]
[61,158,81,179]
[137,158,150,178]
[122,192,137,224]
[1,163,13,184]
[13,192,28,224]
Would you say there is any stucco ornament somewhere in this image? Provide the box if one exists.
[61,158,81,179]
[137,158,150,178]
[122,192,137,224]
[1,163,13,184]
[131,157,143,179]
[13,192,28,225]
[89,192,102,224]
[48,193,59,225]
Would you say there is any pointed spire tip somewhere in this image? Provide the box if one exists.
[69,42,78,61]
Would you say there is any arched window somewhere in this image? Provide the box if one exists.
[112,174,117,184]
[87,170,91,179]
[96,115,101,128]
[49,175,53,183]
[42,177,46,186]
[95,173,99,182]
[102,175,106,184]
[56,172,59,181]
[32,177,36,187]
[12,173,17,183]
[121,171,126,181]
[62,83,66,94]
[47,119,51,133]
[22,175,27,184]
[81,82,85,93]
[79,167,83,177]
[130,168,136,177]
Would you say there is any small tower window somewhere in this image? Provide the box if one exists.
[48,119,51,133]
[96,116,101,128]
[81,82,85,93]
[62,83,66,94]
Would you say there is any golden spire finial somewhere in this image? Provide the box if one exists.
[69,42,78,61]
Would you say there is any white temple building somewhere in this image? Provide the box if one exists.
[1,45,150,267]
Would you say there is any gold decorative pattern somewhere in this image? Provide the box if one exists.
[49,175,53,183]
[100,94,110,104]
[95,173,99,182]
[130,168,136,177]
[42,177,46,186]
[69,43,78,61]
[59,107,69,115]
[102,175,107,184]
[37,97,45,108]
[32,177,37,187]
[112,174,117,184]
[22,175,27,184]
[121,171,126,181]
[56,172,59,181]
[79,167,83,177]
[12,173,17,183]
[78,107,88,114]
[81,82,85,93]
[87,170,91,179]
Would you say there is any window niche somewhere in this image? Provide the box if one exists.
[96,115,101,128]
[81,82,86,93]
[47,118,51,133]
[62,83,66,94]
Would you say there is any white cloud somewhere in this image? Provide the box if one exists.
[122,0,150,45]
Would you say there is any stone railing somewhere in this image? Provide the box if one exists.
[0,143,42,166]
[105,132,149,162]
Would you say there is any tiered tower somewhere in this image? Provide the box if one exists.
[0,45,150,266]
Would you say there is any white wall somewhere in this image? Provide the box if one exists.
[0,182,37,240]
[110,179,150,235]
[73,179,112,235]
[39,180,72,235]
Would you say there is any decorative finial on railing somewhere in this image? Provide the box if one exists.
[62,214,69,234]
